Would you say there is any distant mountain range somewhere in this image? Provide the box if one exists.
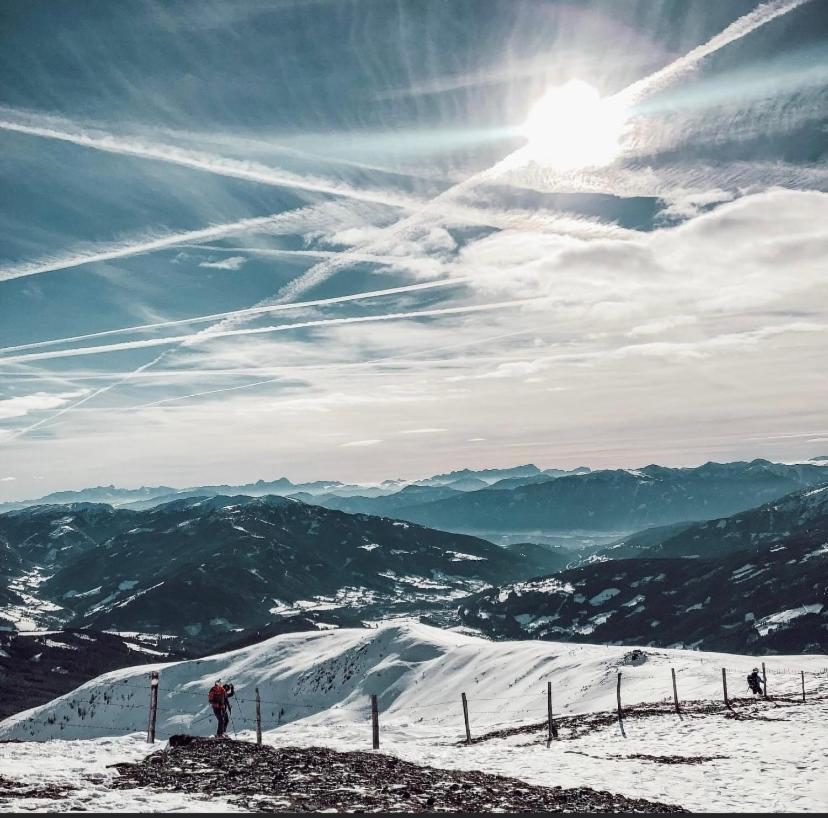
[459,483,828,653]
[0,463,566,513]
[5,462,825,542]
[595,484,828,561]
[394,460,828,534]
[1,459,826,657]
[0,495,555,650]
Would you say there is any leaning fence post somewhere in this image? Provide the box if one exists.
[801,671,806,703]
[762,662,768,699]
[147,670,159,743]
[721,668,729,707]
[255,687,262,746]
[671,668,680,713]
[461,692,472,744]
[370,694,379,750]
[546,681,557,745]
[616,672,623,722]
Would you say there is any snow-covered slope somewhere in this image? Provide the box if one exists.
[1,622,827,812]
[2,621,825,742]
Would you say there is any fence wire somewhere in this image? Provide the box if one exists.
[8,663,828,744]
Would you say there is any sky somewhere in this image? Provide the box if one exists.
[0,0,826,499]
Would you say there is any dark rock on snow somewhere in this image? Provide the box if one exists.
[111,737,687,813]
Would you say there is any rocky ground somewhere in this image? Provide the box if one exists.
[109,736,687,812]
[0,774,76,800]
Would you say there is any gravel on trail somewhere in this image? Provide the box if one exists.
[110,735,688,813]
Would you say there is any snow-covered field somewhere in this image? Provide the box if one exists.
[1,622,826,812]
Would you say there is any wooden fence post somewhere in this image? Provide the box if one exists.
[616,672,623,722]
[147,670,159,743]
[762,662,768,699]
[370,694,379,750]
[801,671,806,703]
[461,692,472,745]
[721,668,728,707]
[546,681,558,745]
[255,687,262,746]
[671,668,680,713]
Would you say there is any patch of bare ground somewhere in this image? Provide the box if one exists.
[0,775,77,800]
[110,736,687,813]
[565,750,727,765]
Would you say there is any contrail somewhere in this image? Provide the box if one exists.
[122,327,539,410]
[0,115,420,211]
[616,0,814,107]
[6,1,806,439]
[0,327,536,383]
[0,297,548,365]
[266,0,813,306]
[0,212,305,283]
[0,277,471,355]
[0,352,168,445]
[0,199,403,284]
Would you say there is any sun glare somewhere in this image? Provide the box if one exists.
[521,79,627,170]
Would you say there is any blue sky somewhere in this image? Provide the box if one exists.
[0,0,826,499]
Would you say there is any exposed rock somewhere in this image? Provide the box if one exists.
[111,737,687,812]
[0,775,76,800]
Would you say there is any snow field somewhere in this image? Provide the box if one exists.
[0,735,243,813]
[1,622,826,812]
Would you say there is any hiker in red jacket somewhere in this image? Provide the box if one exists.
[208,679,233,737]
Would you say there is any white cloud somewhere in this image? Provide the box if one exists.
[400,428,447,435]
[0,2,824,486]
[0,476,15,481]
[628,315,699,337]
[0,391,89,420]
[198,256,247,270]
[448,190,827,321]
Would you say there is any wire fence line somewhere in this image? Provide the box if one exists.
[7,659,828,747]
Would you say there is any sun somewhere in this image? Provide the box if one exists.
[521,79,627,170]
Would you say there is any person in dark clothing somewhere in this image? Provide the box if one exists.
[222,682,235,732]
[747,668,764,696]
[208,679,233,736]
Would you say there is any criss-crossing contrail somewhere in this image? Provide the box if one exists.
[0,277,471,355]
[0,116,421,211]
[0,297,547,365]
[265,0,815,308]
[3,0,810,442]
[0,352,169,445]
[113,328,541,412]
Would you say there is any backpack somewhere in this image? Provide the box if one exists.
[208,685,225,705]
